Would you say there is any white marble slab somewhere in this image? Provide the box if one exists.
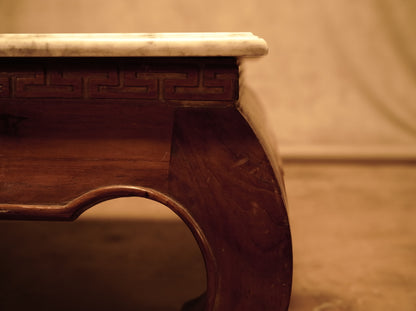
[0,33,268,57]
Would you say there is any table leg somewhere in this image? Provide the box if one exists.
[167,108,292,311]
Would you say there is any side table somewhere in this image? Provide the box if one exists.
[0,33,292,311]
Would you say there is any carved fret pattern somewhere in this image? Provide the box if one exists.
[0,58,238,104]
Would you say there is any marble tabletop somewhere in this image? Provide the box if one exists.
[0,33,268,57]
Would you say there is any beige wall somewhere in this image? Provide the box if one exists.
[1,0,415,159]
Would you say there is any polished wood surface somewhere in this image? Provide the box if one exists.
[169,108,292,310]
[0,57,291,310]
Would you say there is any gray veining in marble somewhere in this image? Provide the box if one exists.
[0,33,268,57]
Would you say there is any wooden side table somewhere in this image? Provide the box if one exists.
[0,33,292,311]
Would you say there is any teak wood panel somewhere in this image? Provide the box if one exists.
[0,101,173,205]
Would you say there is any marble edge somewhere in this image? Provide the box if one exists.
[0,32,268,57]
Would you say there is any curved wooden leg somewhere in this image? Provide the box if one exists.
[167,108,292,311]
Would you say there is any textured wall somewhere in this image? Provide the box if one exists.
[1,0,415,158]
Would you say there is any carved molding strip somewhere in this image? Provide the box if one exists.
[0,58,239,104]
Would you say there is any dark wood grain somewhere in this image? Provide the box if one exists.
[0,101,173,205]
[168,108,292,311]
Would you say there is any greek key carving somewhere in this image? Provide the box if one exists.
[0,58,238,103]
[15,70,83,98]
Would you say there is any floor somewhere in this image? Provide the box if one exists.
[285,162,416,311]
[0,162,415,310]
